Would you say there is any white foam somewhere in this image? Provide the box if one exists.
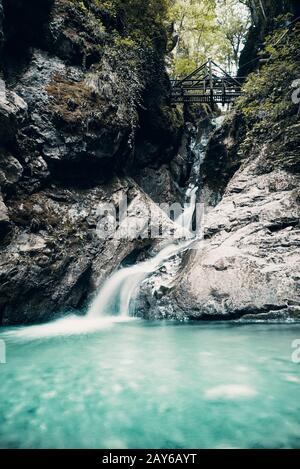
[204,384,257,400]
[2,315,137,341]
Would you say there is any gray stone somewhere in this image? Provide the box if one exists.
[0,84,27,144]
[0,193,12,242]
[0,152,23,191]
[151,160,300,321]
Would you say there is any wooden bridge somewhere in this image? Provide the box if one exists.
[171,59,243,105]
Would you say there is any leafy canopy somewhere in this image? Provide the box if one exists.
[169,0,250,78]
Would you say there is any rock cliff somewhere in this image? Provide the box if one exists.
[0,0,183,324]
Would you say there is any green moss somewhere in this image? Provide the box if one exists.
[69,0,171,50]
[235,20,300,172]
[9,196,59,231]
[46,74,107,128]
[51,1,182,163]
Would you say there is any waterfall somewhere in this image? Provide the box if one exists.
[4,117,223,339]
[88,117,224,319]
[175,185,197,232]
[87,197,197,318]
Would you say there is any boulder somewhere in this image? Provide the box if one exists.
[0,193,12,242]
[0,82,27,144]
[0,151,23,192]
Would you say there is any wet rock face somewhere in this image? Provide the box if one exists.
[0,83,27,145]
[46,0,105,66]
[13,50,129,185]
[133,165,182,205]
[200,112,246,203]
[0,192,11,242]
[150,161,300,321]
[0,152,23,192]
[0,0,182,182]
[0,0,183,324]
[0,177,187,325]
[133,124,196,205]
[0,1,4,53]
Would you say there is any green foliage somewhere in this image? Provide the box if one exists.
[54,0,183,155]
[117,0,171,44]
[169,0,250,78]
[238,23,300,124]
[236,22,300,171]
[216,0,251,70]
[78,1,87,12]
[73,0,172,50]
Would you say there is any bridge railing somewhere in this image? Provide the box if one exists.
[170,77,244,104]
[170,77,245,87]
[170,60,245,104]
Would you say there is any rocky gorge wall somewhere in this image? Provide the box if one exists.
[148,17,300,321]
[0,0,185,325]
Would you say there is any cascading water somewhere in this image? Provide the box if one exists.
[175,186,198,232]
[3,117,222,340]
[87,191,198,318]
[88,116,224,319]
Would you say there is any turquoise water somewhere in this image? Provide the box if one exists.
[0,318,300,449]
